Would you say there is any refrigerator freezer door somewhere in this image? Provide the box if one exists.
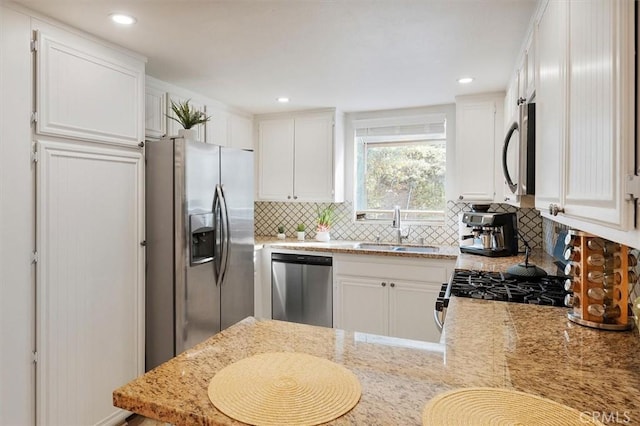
[220,147,255,330]
[177,140,221,354]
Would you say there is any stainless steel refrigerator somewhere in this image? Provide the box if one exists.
[145,137,254,371]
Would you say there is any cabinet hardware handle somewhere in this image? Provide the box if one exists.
[287,195,291,199]
[381,282,386,287]
[549,204,565,216]
[458,195,464,200]
[390,282,395,288]
[138,141,145,148]
[293,195,298,200]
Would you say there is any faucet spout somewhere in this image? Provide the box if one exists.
[392,206,406,244]
[392,205,401,229]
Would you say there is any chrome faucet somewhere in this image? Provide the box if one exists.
[392,205,409,243]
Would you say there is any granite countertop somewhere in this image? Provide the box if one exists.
[254,236,460,260]
[114,308,640,425]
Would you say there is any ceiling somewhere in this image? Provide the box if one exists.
[9,0,537,115]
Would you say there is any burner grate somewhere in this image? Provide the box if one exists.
[450,269,569,306]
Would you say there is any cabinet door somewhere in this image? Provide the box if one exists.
[36,140,144,426]
[206,106,229,146]
[455,99,497,202]
[564,0,634,229]
[229,113,254,150]
[294,114,334,201]
[388,280,441,343]
[167,93,206,142]
[525,32,536,99]
[34,25,143,146]
[535,0,566,212]
[336,276,388,336]
[257,118,295,200]
[145,85,166,139]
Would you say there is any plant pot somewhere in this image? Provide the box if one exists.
[297,231,305,241]
[315,231,330,242]
[277,233,286,240]
[178,128,197,139]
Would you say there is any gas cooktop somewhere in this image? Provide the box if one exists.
[448,269,569,305]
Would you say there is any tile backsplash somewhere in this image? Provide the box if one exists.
[255,200,543,248]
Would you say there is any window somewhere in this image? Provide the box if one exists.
[354,115,446,223]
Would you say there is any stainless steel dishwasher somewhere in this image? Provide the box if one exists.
[271,253,333,327]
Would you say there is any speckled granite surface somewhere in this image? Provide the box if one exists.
[114,310,640,425]
[254,237,460,260]
[456,250,559,275]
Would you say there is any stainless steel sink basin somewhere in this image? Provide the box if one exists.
[354,242,439,254]
[392,246,439,253]
[354,243,397,251]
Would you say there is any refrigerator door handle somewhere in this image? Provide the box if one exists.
[212,185,222,285]
[217,185,231,286]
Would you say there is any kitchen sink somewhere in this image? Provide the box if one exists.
[392,246,439,253]
[354,243,439,254]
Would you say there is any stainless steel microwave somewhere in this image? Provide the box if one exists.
[502,101,535,196]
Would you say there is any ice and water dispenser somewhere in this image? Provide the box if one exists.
[189,213,214,265]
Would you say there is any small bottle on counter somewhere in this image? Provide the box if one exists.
[586,238,620,253]
[587,303,621,320]
[564,262,581,277]
[586,286,620,302]
[564,247,581,262]
[565,294,580,308]
[587,270,623,286]
[564,278,580,292]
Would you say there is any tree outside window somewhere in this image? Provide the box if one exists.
[355,119,446,223]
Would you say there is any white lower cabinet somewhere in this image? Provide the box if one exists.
[36,140,144,426]
[334,255,454,343]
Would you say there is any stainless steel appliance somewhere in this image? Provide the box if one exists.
[503,100,535,196]
[271,253,333,328]
[145,137,254,371]
[459,211,519,257]
[433,269,569,332]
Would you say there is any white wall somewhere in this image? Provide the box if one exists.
[0,4,36,425]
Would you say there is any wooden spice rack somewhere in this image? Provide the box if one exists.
[564,230,633,331]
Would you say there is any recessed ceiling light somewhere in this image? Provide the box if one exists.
[276,97,290,103]
[110,13,137,25]
[457,77,474,84]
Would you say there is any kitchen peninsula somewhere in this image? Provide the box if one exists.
[114,301,640,425]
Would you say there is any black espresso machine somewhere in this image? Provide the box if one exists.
[459,211,519,257]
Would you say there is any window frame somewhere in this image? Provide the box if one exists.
[345,106,456,227]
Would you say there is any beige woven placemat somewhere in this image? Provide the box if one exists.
[208,352,361,426]
[422,387,605,426]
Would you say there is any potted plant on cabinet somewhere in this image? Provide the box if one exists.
[167,99,210,139]
[315,204,335,242]
[296,223,306,241]
[277,225,286,240]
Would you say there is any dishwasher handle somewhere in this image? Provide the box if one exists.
[271,253,333,266]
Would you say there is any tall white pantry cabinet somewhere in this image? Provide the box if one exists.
[1,6,145,426]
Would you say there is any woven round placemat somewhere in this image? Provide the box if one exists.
[208,352,361,426]
[422,387,605,426]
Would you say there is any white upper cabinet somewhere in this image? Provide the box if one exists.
[536,0,636,231]
[257,118,295,200]
[257,109,344,202]
[207,106,254,150]
[535,0,566,212]
[145,84,166,139]
[33,20,144,147]
[454,94,504,203]
[524,32,536,100]
[228,113,254,150]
